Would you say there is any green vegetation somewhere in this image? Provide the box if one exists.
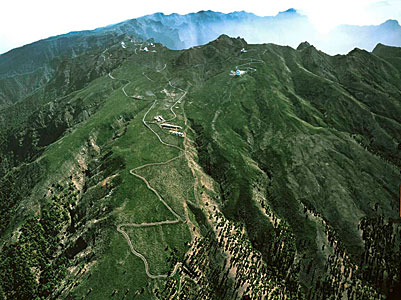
[0,34,400,299]
[0,160,46,235]
[0,201,69,299]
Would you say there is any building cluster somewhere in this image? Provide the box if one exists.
[170,130,184,137]
[160,123,184,138]
[160,123,181,130]
[142,43,156,53]
[230,69,246,77]
[154,115,164,122]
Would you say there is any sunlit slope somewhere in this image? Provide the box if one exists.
[0,36,400,299]
[0,41,193,299]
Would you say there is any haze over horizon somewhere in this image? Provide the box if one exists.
[0,0,401,54]
[1,1,401,300]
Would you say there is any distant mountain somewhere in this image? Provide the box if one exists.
[117,10,401,54]
[0,10,400,109]
[132,9,316,50]
[321,19,401,55]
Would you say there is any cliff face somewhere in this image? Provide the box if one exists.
[0,35,400,299]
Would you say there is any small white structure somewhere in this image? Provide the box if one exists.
[143,47,149,52]
[154,115,164,122]
[230,69,247,77]
[121,41,126,49]
[170,130,184,137]
[161,123,182,130]
[241,48,247,53]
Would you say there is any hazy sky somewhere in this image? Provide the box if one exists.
[0,0,400,54]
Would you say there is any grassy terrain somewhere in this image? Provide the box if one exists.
[1,36,400,299]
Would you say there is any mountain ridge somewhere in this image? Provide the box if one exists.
[0,10,400,111]
[0,34,400,299]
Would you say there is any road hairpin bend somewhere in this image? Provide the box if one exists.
[109,71,187,278]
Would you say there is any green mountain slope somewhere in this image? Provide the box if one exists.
[1,10,401,111]
[0,36,400,299]
[0,32,140,109]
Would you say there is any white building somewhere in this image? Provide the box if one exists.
[161,123,182,129]
[230,69,247,77]
[170,131,184,137]
[154,115,164,122]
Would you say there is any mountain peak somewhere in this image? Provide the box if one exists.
[229,10,255,17]
[373,43,401,58]
[211,34,247,49]
[381,19,400,29]
[284,8,297,13]
[197,10,214,14]
[217,34,232,40]
[278,8,298,15]
[276,8,301,18]
[297,41,311,50]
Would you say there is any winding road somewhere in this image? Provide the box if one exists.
[108,49,263,281]
[108,69,188,279]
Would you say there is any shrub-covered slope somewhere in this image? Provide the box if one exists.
[0,36,400,299]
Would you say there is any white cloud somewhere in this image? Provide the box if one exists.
[0,0,400,54]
